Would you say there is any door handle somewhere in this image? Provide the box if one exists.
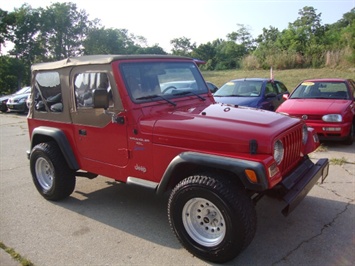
[79,129,87,136]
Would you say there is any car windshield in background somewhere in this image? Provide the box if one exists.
[290,81,350,100]
[120,62,208,102]
[214,81,262,97]
[15,86,31,94]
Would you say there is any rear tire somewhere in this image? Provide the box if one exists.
[168,174,256,263]
[30,141,76,200]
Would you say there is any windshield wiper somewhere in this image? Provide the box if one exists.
[172,91,206,101]
[135,94,176,106]
[215,94,244,97]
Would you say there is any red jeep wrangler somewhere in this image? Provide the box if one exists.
[27,55,329,263]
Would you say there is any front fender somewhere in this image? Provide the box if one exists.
[156,151,268,195]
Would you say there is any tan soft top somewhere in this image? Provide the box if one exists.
[31,54,192,71]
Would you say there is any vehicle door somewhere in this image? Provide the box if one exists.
[263,81,282,111]
[274,81,290,106]
[70,65,129,176]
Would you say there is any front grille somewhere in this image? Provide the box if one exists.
[305,115,322,120]
[292,114,322,121]
[278,125,303,176]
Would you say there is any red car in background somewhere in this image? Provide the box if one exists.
[276,78,355,145]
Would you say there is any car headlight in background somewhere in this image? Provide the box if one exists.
[322,114,342,122]
[302,124,308,144]
[273,140,284,165]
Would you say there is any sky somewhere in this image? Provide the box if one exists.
[2,0,355,53]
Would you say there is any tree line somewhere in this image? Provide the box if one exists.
[0,2,354,94]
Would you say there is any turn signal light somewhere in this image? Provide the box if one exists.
[245,169,258,183]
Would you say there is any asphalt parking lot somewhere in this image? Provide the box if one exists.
[0,113,354,266]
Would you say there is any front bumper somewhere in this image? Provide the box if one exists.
[280,157,329,216]
[7,103,27,112]
[309,122,352,139]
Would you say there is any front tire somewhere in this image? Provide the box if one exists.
[30,141,76,200]
[343,122,354,145]
[168,174,256,263]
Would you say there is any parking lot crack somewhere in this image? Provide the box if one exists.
[317,183,354,201]
[342,162,355,175]
[271,200,352,265]
[0,164,29,172]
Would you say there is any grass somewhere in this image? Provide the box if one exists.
[201,68,354,91]
[315,144,328,152]
[330,157,348,165]
[0,242,35,266]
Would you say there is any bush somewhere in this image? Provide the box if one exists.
[324,48,354,68]
[264,51,304,69]
[241,55,260,70]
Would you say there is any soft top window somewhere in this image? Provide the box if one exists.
[34,71,63,112]
[74,72,113,108]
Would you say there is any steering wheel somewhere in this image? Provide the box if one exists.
[162,86,178,94]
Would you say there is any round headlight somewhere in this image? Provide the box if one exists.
[273,140,284,165]
[302,124,308,144]
[322,114,342,122]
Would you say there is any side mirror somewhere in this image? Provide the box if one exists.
[93,89,109,109]
[283,93,290,100]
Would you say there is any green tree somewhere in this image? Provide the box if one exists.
[255,26,280,44]
[287,6,325,56]
[170,37,196,56]
[226,24,255,52]
[214,41,246,70]
[336,8,355,64]
[135,45,167,54]
[5,4,43,64]
[254,26,281,65]
[1,4,39,86]
[325,8,355,49]
[0,9,16,53]
[84,27,134,54]
[0,56,27,93]
[83,27,166,55]
[40,2,92,59]
[191,41,218,70]
[292,6,322,35]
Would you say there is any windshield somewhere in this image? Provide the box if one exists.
[120,62,208,102]
[290,81,350,99]
[214,80,262,97]
[15,86,31,94]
